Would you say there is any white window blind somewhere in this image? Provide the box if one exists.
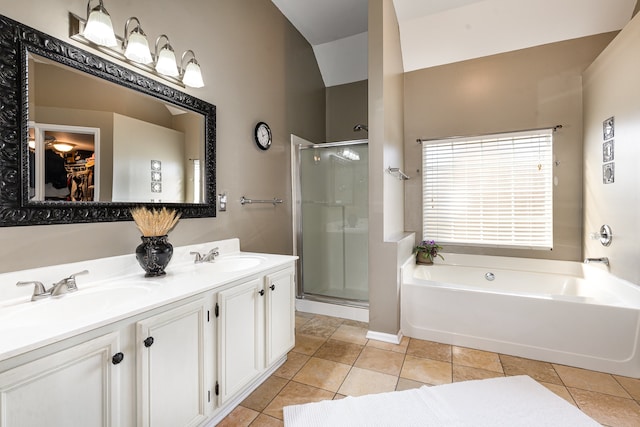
[422,129,553,249]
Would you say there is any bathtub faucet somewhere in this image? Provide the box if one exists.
[584,257,609,267]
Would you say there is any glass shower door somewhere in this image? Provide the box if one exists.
[298,142,368,304]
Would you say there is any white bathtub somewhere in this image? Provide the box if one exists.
[401,253,640,377]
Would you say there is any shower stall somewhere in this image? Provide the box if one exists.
[292,137,369,307]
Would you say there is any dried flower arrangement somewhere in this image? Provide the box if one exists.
[130,207,181,237]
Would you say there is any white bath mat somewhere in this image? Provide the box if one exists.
[283,375,600,426]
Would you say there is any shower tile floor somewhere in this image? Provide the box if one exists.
[218,312,640,427]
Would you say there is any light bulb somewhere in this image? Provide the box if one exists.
[182,60,204,88]
[83,3,117,47]
[124,30,153,64]
[155,46,179,77]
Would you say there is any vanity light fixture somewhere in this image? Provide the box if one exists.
[69,3,206,88]
[123,17,153,64]
[155,35,179,77]
[83,0,117,47]
[180,50,205,88]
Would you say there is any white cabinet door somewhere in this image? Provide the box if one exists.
[137,299,212,427]
[265,267,296,366]
[218,277,264,404]
[0,332,121,427]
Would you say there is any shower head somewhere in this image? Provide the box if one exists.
[353,124,368,132]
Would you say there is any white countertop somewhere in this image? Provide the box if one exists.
[0,238,297,362]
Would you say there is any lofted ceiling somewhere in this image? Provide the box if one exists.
[271,0,637,87]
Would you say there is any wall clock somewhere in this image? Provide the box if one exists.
[254,121,272,150]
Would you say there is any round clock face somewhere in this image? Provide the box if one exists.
[254,122,272,150]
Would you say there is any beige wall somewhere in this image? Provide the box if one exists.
[403,33,616,262]
[583,14,640,285]
[368,0,412,336]
[0,0,325,272]
[326,79,368,142]
[173,112,205,203]
[34,61,174,128]
[112,114,185,202]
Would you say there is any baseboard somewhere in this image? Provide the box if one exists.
[296,299,369,323]
[366,330,404,345]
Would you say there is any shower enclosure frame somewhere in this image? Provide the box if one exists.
[291,136,369,308]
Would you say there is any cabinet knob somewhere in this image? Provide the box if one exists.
[144,336,154,347]
[258,289,265,296]
[112,352,124,365]
[270,284,275,291]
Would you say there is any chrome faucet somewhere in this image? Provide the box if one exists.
[190,247,220,263]
[16,281,49,301]
[16,270,89,301]
[584,257,609,267]
[50,270,89,296]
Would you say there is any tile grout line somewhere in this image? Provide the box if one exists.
[548,362,580,407]
[611,373,638,403]
[333,322,364,397]
[398,348,408,390]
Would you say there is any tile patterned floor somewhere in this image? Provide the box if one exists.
[218,312,640,426]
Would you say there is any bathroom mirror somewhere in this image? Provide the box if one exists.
[0,14,216,226]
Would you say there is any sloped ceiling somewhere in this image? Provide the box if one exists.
[271,0,637,87]
[396,0,637,72]
[271,0,368,87]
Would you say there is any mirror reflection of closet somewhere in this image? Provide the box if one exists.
[28,122,99,202]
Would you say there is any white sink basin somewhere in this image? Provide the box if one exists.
[66,283,153,305]
[0,284,153,330]
[200,255,267,273]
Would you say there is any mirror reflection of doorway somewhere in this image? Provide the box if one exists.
[28,122,99,202]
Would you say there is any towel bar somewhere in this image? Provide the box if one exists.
[386,167,410,180]
[240,196,284,206]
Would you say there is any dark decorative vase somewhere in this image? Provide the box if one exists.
[416,250,434,265]
[135,235,173,277]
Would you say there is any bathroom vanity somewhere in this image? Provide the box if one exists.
[0,238,296,426]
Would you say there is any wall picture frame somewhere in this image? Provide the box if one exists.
[603,162,615,184]
[603,116,614,140]
[603,140,614,162]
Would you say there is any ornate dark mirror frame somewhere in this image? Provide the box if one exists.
[0,14,216,226]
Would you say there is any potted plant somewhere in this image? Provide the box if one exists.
[131,207,181,277]
[413,240,444,265]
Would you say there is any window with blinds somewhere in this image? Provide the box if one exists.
[422,129,553,249]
